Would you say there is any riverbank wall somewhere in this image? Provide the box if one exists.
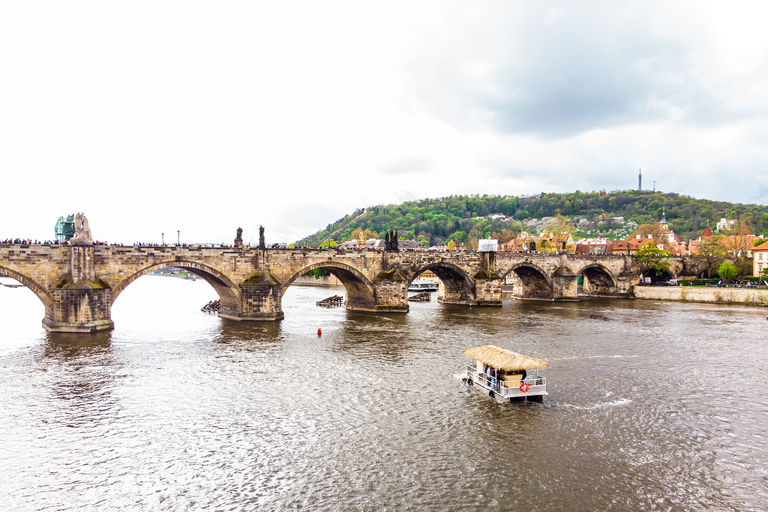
[289,276,768,306]
[633,286,768,306]
[292,275,343,287]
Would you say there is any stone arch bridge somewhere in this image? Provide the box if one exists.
[1,244,670,333]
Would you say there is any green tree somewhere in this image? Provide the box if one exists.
[636,242,671,277]
[629,222,670,241]
[717,261,737,284]
[449,231,468,244]
[292,192,768,248]
[695,236,728,278]
[302,268,330,279]
[537,235,561,254]
[543,214,576,235]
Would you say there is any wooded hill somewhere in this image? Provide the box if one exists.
[295,191,768,248]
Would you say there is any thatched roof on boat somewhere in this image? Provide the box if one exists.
[462,345,549,372]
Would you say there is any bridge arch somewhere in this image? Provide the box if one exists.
[111,260,242,312]
[502,262,553,299]
[577,263,618,295]
[640,268,675,282]
[0,265,54,317]
[282,261,376,309]
[407,262,474,304]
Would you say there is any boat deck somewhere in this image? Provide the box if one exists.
[466,365,547,401]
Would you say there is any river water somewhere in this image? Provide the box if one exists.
[1,275,767,511]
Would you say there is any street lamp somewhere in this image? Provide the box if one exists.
[162,232,164,246]
[177,230,180,246]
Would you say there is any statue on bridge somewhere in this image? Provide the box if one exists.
[385,230,399,252]
[259,225,266,250]
[234,227,243,248]
[69,212,93,246]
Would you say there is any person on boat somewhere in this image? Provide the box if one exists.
[497,369,509,391]
[487,366,497,389]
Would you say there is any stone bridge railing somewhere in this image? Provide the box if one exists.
[1,243,662,333]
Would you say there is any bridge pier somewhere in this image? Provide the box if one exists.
[219,272,285,322]
[433,265,503,307]
[437,283,503,306]
[43,287,115,333]
[369,269,409,313]
[468,269,503,306]
[551,267,579,300]
[42,246,115,333]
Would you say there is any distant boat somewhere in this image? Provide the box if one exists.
[408,279,438,292]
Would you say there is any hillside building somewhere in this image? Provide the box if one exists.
[753,240,768,277]
[716,218,737,233]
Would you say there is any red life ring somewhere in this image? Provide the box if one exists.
[520,382,530,393]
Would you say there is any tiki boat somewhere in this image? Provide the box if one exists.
[463,345,549,403]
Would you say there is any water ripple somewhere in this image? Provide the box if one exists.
[1,284,768,510]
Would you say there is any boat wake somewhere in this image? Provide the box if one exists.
[552,355,639,361]
[561,397,632,410]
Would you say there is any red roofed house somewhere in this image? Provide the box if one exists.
[666,240,686,257]
[689,226,715,255]
[629,237,659,253]
[720,226,759,259]
[574,238,612,255]
[611,239,629,254]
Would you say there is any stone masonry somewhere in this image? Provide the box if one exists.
[1,243,654,333]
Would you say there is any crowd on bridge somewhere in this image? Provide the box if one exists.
[2,238,121,246]
[1,238,261,248]
[2,238,60,245]
[2,237,626,255]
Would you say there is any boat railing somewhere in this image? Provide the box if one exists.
[466,365,546,397]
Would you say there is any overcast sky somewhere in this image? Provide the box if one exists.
[2,1,767,245]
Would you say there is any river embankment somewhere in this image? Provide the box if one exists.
[295,277,768,306]
[633,285,768,306]
[292,275,343,287]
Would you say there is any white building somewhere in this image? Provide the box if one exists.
[716,218,737,233]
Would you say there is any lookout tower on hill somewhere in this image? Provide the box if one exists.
[638,168,642,191]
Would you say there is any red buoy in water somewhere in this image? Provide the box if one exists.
[317,328,322,336]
